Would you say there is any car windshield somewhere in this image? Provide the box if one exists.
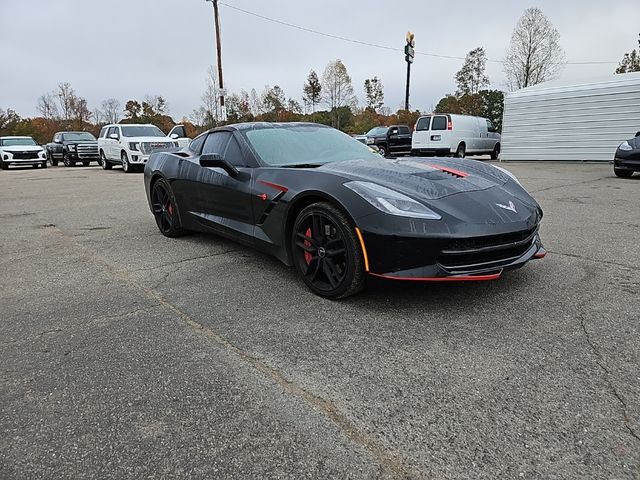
[120,126,166,138]
[366,127,389,136]
[62,132,96,141]
[244,125,380,167]
[1,137,37,146]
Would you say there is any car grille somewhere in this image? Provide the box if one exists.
[438,227,538,274]
[76,143,98,158]
[7,150,40,159]
[139,142,173,155]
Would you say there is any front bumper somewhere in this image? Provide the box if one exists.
[614,152,640,171]
[128,153,150,164]
[358,223,545,282]
[3,158,45,166]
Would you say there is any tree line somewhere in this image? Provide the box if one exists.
[2,6,637,145]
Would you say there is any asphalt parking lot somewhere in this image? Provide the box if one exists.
[1,161,639,479]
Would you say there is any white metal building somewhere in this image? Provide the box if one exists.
[501,72,640,161]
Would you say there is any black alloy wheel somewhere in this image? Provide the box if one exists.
[292,202,365,299]
[151,178,184,237]
[100,151,112,170]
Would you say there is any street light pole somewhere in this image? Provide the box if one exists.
[404,32,415,111]
[207,0,226,121]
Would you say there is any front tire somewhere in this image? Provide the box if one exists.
[377,145,387,157]
[491,143,500,160]
[1,162,8,170]
[83,161,90,167]
[121,151,131,173]
[614,167,634,178]
[291,202,365,299]
[41,161,47,168]
[63,152,75,167]
[151,178,184,237]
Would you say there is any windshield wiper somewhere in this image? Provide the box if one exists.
[281,163,324,168]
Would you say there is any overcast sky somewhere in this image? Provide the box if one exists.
[0,0,637,121]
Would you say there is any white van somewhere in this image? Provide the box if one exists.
[411,114,501,159]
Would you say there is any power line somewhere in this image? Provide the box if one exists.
[219,2,619,66]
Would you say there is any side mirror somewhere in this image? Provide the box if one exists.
[199,153,239,177]
[109,133,119,140]
[170,133,179,139]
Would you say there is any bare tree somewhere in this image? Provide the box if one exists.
[321,59,356,129]
[36,93,60,120]
[249,88,264,116]
[56,82,77,121]
[455,48,490,96]
[363,76,385,111]
[503,8,565,90]
[100,98,121,124]
[71,97,92,127]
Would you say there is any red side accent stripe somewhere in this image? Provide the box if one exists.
[368,271,502,282]
[257,180,289,192]
[534,251,546,259]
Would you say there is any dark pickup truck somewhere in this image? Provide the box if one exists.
[360,125,412,157]
[45,131,100,167]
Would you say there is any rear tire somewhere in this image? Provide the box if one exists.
[151,178,184,237]
[614,167,634,178]
[291,202,365,299]
[491,143,500,160]
[41,161,47,168]
[455,143,466,158]
[100,151,112,170]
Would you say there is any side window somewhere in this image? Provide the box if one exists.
[54,134,61,142]
[416,117,431,131]
[99,127,107,138]
[202,131,231,155]
[223,136,245,167]
[388,127,399,136]
[399,126,410,135]
[432,116,447,131]
[188,133,206,155]
[171,126,186,138]
[486,120,496,133]
[106,127,115,138]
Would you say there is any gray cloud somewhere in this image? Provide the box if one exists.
[0,0,635,120]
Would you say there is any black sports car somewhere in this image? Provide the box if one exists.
[144,123,545,298]
[613,131,640,178]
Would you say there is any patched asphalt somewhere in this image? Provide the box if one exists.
[1,161,639,479]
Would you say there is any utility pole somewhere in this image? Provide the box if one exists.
[207,0,226,121]
[404,32,415,111]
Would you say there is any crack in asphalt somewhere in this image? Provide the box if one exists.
[530,176,608,194]
[45,224,424,479]
[132,249,241,274]
[546,250,637,271]
[579,313,640,443]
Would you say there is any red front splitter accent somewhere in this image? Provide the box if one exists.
[368,271,502,282]
[534,247,547,259]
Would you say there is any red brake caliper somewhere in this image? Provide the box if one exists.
[304,227,312,265]
[168,204,173,216]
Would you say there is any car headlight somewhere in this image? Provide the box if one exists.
[619,141,632,151]
[344,181,442,220]
[67,144,76,151]
[173,142,179,148]
[492,165,523,187]
[366,138,375,144]
[129,142,139,151]
[39,151,46,157]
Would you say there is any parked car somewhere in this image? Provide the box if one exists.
[45,131,99,167]
[144,122,545,299]
[412,114,501,159]
[362,125,412,157]
[168,124,192,148]
[0,136,48,170]
[97,124,179,173]
[613,131,640,178]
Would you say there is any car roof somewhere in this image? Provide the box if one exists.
[216,122,332,132]
[0,136,33,139]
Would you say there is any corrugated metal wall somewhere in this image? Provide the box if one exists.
[501,72,640,161]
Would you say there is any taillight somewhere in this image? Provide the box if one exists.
[447,120,453,130]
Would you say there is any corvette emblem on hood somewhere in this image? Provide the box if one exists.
[496,200,517,213]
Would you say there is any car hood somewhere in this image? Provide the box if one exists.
[320,157,513,201]
[64,140,97,145]
[1,145,43,152]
